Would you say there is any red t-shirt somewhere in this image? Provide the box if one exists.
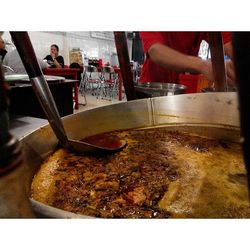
[139,32,232,83]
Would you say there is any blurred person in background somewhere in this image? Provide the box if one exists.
[44,44,64,68]
[139,32,235,93]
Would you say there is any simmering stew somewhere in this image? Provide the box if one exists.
[31,127,250,218]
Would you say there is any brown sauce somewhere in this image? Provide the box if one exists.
[31,128,250,218]
[81,134,123,149]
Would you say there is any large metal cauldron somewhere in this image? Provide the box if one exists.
[17,92,241,218]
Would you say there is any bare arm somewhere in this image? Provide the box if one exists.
[224,41,233,59]
[223,41,235,84]
[50,52,63,69]
[53,58,62,68]
[148,43,214,81]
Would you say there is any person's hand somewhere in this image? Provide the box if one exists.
[199,59,214,82]
[200,59,236,87]
[225,59,235,86]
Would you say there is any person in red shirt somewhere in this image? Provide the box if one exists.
[139,32,235,92]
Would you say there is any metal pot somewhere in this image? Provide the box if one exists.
[135,82,187,98]
[4,74,66,84]
[3,92,242,218]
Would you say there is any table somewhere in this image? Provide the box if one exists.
[43,68,81,109]
[8,79,77,119]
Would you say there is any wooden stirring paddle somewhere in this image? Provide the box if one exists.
[208,32,227,92]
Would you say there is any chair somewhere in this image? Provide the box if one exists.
[98,66,119,100]
[79,65,101,101]
[87,65,101,96]
[78,66,89,106]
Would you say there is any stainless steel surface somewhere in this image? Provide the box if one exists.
[135,82,187,97]
[151,92,239,126]
[14,92,240,218]
[0,91,241,218]
[4,74,65,83]
[9,116,48,140]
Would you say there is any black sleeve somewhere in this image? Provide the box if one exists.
[44,55,55,67]
[56,56,65,68]
[44,55,51,61]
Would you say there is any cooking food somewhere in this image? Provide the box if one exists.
[31,127,250,218]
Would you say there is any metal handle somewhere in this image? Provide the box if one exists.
[208,32,227,92]
[10,32,68,146]
[114,32,136,101]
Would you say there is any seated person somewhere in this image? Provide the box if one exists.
[44,44,64,68]
[3,49,48,74]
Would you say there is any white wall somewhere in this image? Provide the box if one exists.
[2,31,132,66]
